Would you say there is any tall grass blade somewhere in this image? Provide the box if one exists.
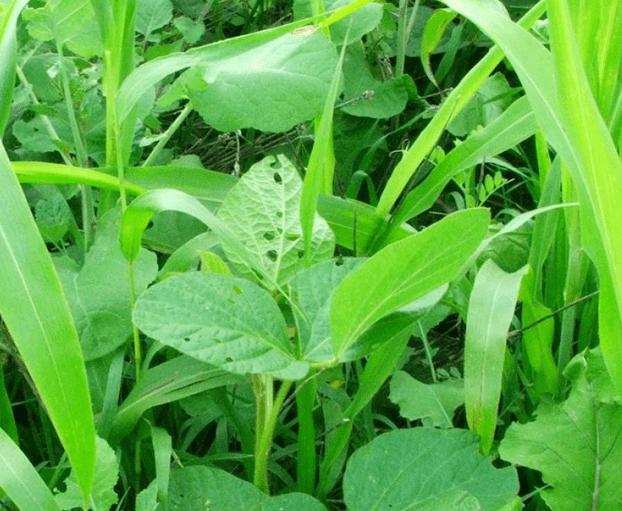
[0,429,61,511]
[465,261,527,454]
[0,143,96,500]
[437,0,622,395]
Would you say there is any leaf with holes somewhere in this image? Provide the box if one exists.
[133,272,308,380]
[218,154,334,287]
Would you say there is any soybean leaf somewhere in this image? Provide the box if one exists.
[218,154,334,287]
[344,428,519,511]
[464,260,528,454]
[499,349,622,511]
[133,273,308,380]
[55,208,158,360]
[390,371,464,428]
[290,258,365,362]
[168,466,327,510]
[136,482,159,511]
[55,437,118,511]
[174,16,204,45]
[0,428,61,511]
[331,208,490,358]
[23,0,102,58]
[0,143,95,499]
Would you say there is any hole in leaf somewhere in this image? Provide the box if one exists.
[267,250,278,262]
[214,338,223,344]
[273,172,282,184]
[227,298,236,304]
[183,337,191,342]
[276,227,283,233]
[233,285,243,295]
[263,232,275,241]
[285,233,299,242]
[146,220,154,229]
[297,250,304,259]
[276,211,283,218]
[225,357,234,363]
[270,157,282,169]
[335,257,345,266]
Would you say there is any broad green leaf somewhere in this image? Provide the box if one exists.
[136,0,172,36]
[120,189,261,279]
[0,428,61,511]
[109,355,242,444]
[55,437,118,511]
[35,192,72,244]
[391,94,537,224]
[0,143,95,499]
[499,349,622,511]
[390,371,464,428]
[177,32,337,133]
[331,208,490,358]
[344,428,519,511]
[464,260,528,454]
[317,194,415,252]
[219,154,334,286]
[133,273,309,379]
[136,482,160,511]
[169,466,327,510]
[290,258,365,362]
[55,209,158,360]
[23,0,102,58]
[341,45,408,119]
[174,16,204,44]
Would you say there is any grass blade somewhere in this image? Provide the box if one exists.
[0,143,95,500]
[0,429,61,511]
[465,260,528,454]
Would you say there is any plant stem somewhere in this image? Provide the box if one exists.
[142,103,193,167]
[253,376,292,494]
[296,374,317,494]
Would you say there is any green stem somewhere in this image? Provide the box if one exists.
[142,103,193,167]
[395,0,419,78]
[253,378,292,494]
[296,375,317,494]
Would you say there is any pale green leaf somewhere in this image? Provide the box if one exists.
[174,16,204,44]
[55,208,158,360]
[464,260,528,454]
[168,466,327,510]
[133,273,308,379]
[180,33,338,132]
[390,371,464,428]
[421,8,457,87]
[23,0,102,58]
[136,0,172,36]
[344,429,518,511]
[54,437,118,511]
[331,208,490,358]
[218,154,335,286]
[499,349,622,511]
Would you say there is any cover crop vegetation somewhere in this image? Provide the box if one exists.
[0,0,621,509]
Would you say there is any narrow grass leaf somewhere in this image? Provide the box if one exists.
[392,94,537,225]
[0,429,61,511]
[438,0,622,398]
[331,208,489,358]
[0,143,95,500]
[465,260,528,454]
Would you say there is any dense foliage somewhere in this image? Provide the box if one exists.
[0,0,621,510]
